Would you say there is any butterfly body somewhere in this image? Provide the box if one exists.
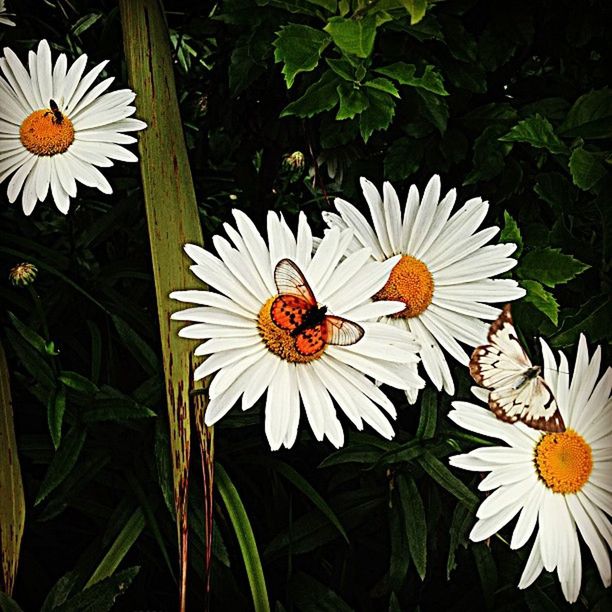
[270,259,364,356]
[470,304,565,433]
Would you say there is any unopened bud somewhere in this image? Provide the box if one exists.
[9,262,38,287]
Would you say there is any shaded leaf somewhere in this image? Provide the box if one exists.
[359,89,395,142]
[471,542,497,609]
[288,571,352,612]
[58,371,99,395]
[398,475,427,579]
[47,386,66,450]
[447,503,472,579]
[559,88,612,139]
[416,388,437,440]
[416,89,448,134]
[336,83,368,120]
[499,114,567,154]
[418,453,478,510]
[569,147,607,190]
[35,427,86,505]
[550,296,611,347]
[324,15,380,58]
[273,25,330,88]
[384,137,423,181]
[7,312,46,354]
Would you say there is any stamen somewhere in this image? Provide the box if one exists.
[20,107,75,156]
[374,255,434,318]
[534,429,593,494]
[258,297,325,363]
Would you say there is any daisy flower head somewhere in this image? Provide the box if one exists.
[0,40,146,215]
[0,1,15,27]
[449,335,611,602]
[171,210,425,451]
[323,175,525,399]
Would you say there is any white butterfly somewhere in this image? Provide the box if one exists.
[469,304,565,433]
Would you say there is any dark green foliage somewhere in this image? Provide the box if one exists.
[1,0,610,610]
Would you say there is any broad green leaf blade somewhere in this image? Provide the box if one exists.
[0,340,25,596]
[58,371,99,395]
[35,426,86,505]
[418,453,478,510]
[119,1,207,608]
[47,385,66,449]
[53,567,140,612]
[375,62,448,95]
[384,137,423,181]
[569,147,607,190]
[85,508,146,588]
[273,461,349,543]
[7,312,46,354]
[0,591,23,612]
[364,77,399,97]
[360,89,395,142]
[447,503,472,579]
[336,83,368,120]
[520,280,559,325]
[398,475,427,580]
[518,247,589,288]
[388,490,409,590]
[216,464,270,612]
[280,70,339,118]
[110,315,159,376]
[402,0,428,25]
[471,542,498,608]
[499,114,567,154]
[559,88,612,139]
[273,24,330,88]
[324,15,379,58]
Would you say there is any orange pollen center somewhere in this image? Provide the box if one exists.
[373,255,434,318]
[534,429,593,494]
[257,296,325,364]
[19,108,75,156]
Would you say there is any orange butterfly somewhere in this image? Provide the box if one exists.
[271,258,364,356]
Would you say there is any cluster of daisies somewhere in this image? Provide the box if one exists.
[1,35,608,605]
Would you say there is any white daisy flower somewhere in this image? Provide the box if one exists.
[323,175,525,399]
[0,0,15,27]
[171,210,425,450]
[449,335,611,603]
[0,39,146,215]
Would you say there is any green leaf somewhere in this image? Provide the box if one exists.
[319,444,384,466]
[53,567,139,612]
[401,0,428,24]
[375,62,448,95]
[336,83,368,119]
[524,587,563,612]
[384,137,424,181]
[550,296,611,348]
[72,12,104,36]
[84,397,156,422]
[280,71,339,118]
[518,247,589,288]
[0,592,23,612]
[288,572,352,612]
[364,77,399,97]
[559,88,612,139]
[5,329,55,390]
[416,89,448,134]
[471,542,498,609]
[58,371,99,395]
[418,453,478,511]
[217,464,270,612]
[534,172,576,211]
[389,491,409,589]
[569,147,607,190]
[520,280,559,325]
[359,89,395,142]
[500,211,523,256]
[415,388,437,440]
[499,114,567,154]
[324,15,379,58]
[40,572,79,611]
[398,475,427,579]
[273,25,330,88]
[35,427,86,505]
[7,312,47,354]
[47,386,66,450]
[325,57,354,81]
[306,0,337,11]
[273,462,349,543]
[447,503,472,579]
[85,508,146,588]
[110,315,159,376]
[464,124,512,184]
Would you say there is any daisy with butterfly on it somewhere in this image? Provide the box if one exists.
[171,210,425,450]
[0,39,146,215]
[449,328,611,603]
[323,175,525,400]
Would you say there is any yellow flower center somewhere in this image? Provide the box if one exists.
[373,255,434,318]
[19,107,75,156]
[534,429,593,494]
[257,296,325,363]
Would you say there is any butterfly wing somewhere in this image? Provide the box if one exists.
[471,304,565,433]
[271,295,311,332]
[274,258,316,305]
[324,315,364,346]
[294,324,327,356]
